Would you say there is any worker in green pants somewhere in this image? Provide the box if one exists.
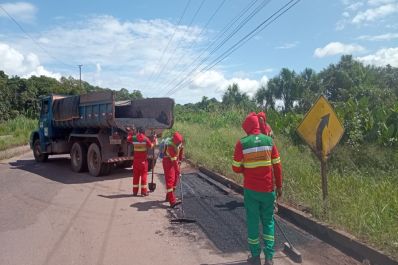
[245,190,275,260]
[232,112,283,265]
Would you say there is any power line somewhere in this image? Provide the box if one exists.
[161,0,264,94]
[204,0,300,72]
[150,0,206,89]
[163,0,271,96]
[146,0,192,85]
[0,5,73,69]
[168,0,300,96]
[160,0,257,93]
[154,0,226,91]
[166,0,301,97]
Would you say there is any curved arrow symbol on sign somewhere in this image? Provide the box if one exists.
[316,113,330,157]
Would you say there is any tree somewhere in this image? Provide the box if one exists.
[222,83,252,107]
[295,68,320,113]
[267,68,300,112]
[255,84,275,110]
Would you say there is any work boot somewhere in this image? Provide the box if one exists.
[170,200,182,208]
[141,191,149,197]
[133,192,138,196]
[264,259,274,265]
[247,255,261,265]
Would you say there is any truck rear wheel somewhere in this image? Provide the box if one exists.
[33,139,48,162]
[87,143,110,177]
[87,143,103,177]
[71,142,87,172]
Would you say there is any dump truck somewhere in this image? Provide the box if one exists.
[29,91,174,176]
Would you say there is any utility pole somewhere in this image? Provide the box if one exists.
[78,64,83,88]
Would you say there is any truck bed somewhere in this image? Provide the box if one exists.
[51,91,174,130]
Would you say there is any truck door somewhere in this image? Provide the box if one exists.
[38,98,51,150]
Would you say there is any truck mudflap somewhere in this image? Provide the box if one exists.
[106,156,133,163]
[106,154,155,163]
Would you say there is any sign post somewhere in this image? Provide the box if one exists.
[296,95,344,211]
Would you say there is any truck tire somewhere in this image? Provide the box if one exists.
[70,142,87,172]
[33,139,48,162]
[87,143,102,177]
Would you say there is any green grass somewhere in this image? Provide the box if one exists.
[174,117,398,259]
[0,116,37,151]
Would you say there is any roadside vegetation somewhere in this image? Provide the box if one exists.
[0,116,37,151]
[170,56,398,258]
[174,110,398,259]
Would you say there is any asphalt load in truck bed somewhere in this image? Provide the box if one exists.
[163,173,361,265]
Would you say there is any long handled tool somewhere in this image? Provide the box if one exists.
[274,213,302,263]
[171,174,196,223]
[148,144,157,192]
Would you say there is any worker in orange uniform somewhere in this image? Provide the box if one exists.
[232,112,283,265]
[162,131,184,208]
[128,127,154,196]
[257,112,273,137]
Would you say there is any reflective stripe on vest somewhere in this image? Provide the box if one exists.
[240,134,273,169]
[133,137,147,152]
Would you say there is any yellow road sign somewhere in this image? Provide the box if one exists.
[296,95,344,161]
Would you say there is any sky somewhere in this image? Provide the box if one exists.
[0,0,397,104]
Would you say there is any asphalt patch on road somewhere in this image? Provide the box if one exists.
[162,173,314,254]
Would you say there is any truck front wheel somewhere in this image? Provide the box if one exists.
[33,139,48,162]
[71,142,87,172]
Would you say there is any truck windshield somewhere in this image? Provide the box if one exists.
[41,100,49,116]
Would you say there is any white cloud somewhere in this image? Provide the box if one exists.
[357,47,398,66]
[0,42,61,79]
[229,78,261,98]
[253,68,274,75]
[357,32,398,41]
[96,63,102,73]
[260,75,269,86]
[352,3,398,24]
[338,0,398,29]
[0,2,37,22]
[275,41,299,49]
[166,70,269,103]
[368,0,396,6]
[346,2,364,11]
[2,14,265,103]
[314,42,365,58]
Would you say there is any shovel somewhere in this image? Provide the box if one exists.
[171,174,196,224]
[274,202,302,263]
[148,145,157,192]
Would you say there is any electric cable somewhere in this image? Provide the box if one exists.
[166,0,301,96]
[0,5,74,69]
[146,0,192,84]
[163,0,271,95]
[150,0,206,89]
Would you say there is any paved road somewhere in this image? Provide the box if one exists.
[170,169,361,265]
[0,152,361,265]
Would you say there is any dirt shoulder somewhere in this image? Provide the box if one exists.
[0,144,30,161]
